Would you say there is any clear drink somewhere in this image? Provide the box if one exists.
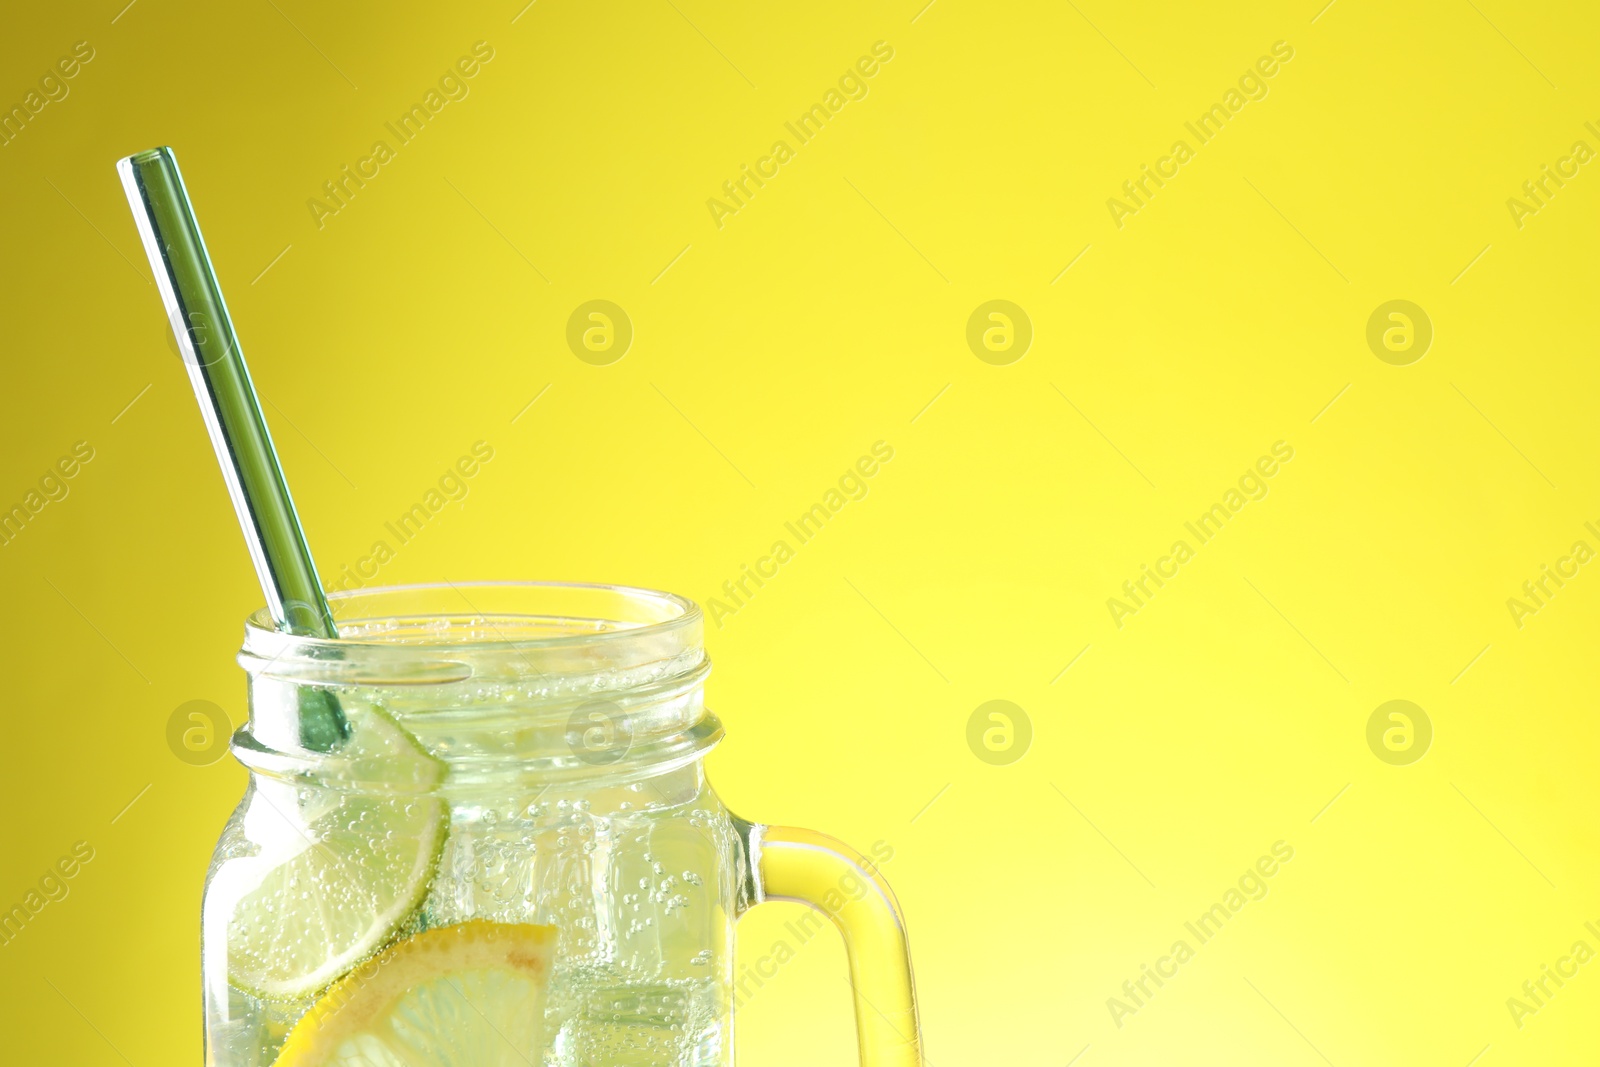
[200,583,920,1067]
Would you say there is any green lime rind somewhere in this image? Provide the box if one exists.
[220,702,449,1002]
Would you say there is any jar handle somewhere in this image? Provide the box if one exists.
[742,823,923,1067]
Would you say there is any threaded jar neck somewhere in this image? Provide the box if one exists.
[234,581,718,791]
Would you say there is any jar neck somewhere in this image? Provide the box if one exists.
[235,659,717,791]
[232,582,717,794]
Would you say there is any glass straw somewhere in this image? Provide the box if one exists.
[118,146,348,749]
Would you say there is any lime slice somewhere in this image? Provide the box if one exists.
[207,701,446,1001]
[271,921,555,1066]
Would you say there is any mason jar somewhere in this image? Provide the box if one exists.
[201,581,920,1067]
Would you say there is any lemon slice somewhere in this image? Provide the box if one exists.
[208,701,446,1001]
[272,921,555,1066]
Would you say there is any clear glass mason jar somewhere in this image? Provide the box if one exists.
[202,582,921,1067]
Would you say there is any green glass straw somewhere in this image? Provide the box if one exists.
[117,146,348,750]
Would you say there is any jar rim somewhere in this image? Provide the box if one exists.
[243,580,701,652]
[240,581,705,688]
[235,582,715,781]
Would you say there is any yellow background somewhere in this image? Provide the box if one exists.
[2,0,1599,1063]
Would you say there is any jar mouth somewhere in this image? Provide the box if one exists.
[240,581,705,688]
[236,582,715,786]
[246,580,699,649]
